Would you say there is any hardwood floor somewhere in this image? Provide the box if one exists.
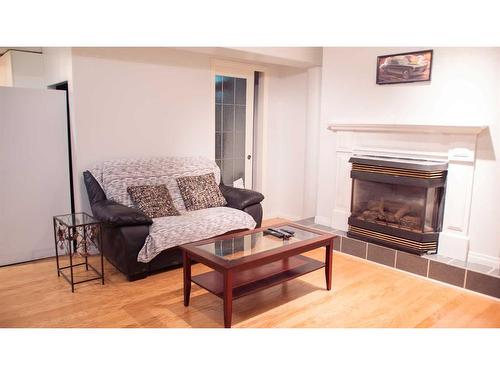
[1,219,499,328]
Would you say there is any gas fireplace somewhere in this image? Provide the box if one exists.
[347,155,448,255]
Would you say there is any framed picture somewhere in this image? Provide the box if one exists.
[376,50,433,85]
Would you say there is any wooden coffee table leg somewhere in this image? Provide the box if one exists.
[325,239,333,290]
[223,270,233,328]
[183,250,191,306]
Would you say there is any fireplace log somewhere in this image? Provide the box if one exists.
[367,199,385,215]
[361,210,379,221]
[394,204,411,221]
[400,215,421,229]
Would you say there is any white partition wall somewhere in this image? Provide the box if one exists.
[0,87,70,265]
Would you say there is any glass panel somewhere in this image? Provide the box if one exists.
[424,187,443,233]
[235,78,247,105]
[222,105,234,132]
[235,105,246,133]
[215,104,222,132]
[234,132,245,158]
[215,75,223,104]
[197,225,320,261]
[54,213,100,227]
[215,75,248,187]
[215,132,222,160]
[222,76,234,104]
[222,132,233,159]
[351,180,427,233]
[221,159,233,185]
[234,158,245,182]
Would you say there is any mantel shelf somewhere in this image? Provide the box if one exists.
[327,123,487,135]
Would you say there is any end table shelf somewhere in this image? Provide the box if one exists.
[53,212,104,292]
[191,255,324,300]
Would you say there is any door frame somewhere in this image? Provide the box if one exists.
[210,59,263,189]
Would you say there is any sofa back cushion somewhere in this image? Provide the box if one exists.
[176,173,227,211]
[90,157,221,213]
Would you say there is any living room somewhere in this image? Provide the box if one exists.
[1,2,499,374]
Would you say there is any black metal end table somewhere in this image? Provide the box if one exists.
[53,212,104,292]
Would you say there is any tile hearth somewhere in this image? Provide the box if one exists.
[294,217,500,299]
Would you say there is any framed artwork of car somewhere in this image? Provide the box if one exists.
[376,50,433,84]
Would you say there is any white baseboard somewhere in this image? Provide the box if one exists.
[468,251,500,269]
[278,213,301,222]
[314,215,331,227]
[263,212,301,222]
[438,231,469,261]
[332,209,349,231]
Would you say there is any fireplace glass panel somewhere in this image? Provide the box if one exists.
[351,180,442,233]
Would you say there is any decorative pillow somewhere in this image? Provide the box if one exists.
[127,185,180,218]
[176,173,227,211]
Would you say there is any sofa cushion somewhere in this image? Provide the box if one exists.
[137,207,256,263]
[176,173,227,211]
[127,184,180,218]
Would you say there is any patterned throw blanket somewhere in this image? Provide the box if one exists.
[91,157,256,262]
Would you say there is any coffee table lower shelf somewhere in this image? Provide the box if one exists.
[191,255,324,300]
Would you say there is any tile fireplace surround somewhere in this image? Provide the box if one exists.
[308,123,500,299]
[295,218,500,299]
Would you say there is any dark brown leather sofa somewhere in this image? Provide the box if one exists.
[83,171,264,280]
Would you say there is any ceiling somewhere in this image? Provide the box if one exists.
[178,47,322,68]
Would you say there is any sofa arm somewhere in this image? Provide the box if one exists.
[219,184,264,210]
[92,200,153,227]
[83,170,106,204]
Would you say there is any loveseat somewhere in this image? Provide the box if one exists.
[84,157,264,280]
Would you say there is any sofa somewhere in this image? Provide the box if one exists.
[83,157,264,280]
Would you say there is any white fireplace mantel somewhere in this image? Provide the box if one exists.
[324,123,487,262]
[327,123,487,135]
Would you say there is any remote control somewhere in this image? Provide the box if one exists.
[270,228,292,239]
[265,228,293,239]
[274,229,293,238]
[271,228,290,238]
[264,229,285,239]
[280,228,295,236]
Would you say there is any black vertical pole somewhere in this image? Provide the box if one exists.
[49,81,75,214]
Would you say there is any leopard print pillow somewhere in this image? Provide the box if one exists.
[176,173,227,211]
[127,184,180,218]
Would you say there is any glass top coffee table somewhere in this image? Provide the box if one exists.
[180,223,336,328]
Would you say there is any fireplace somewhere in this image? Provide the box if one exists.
[347,155,448,255]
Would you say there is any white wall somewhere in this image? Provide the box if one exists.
[316,47,500,264]
[303,67,321,217]
[263,66,309,220]
[61,47,313,221]
[39,47,313,224]
[0,87,70,265]
[70,48,213,212]
[42,47,73,87]
[0,50,45,88]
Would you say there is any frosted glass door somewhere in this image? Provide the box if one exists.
[215,73,253,188]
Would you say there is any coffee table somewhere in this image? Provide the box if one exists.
[180,222,336,328]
